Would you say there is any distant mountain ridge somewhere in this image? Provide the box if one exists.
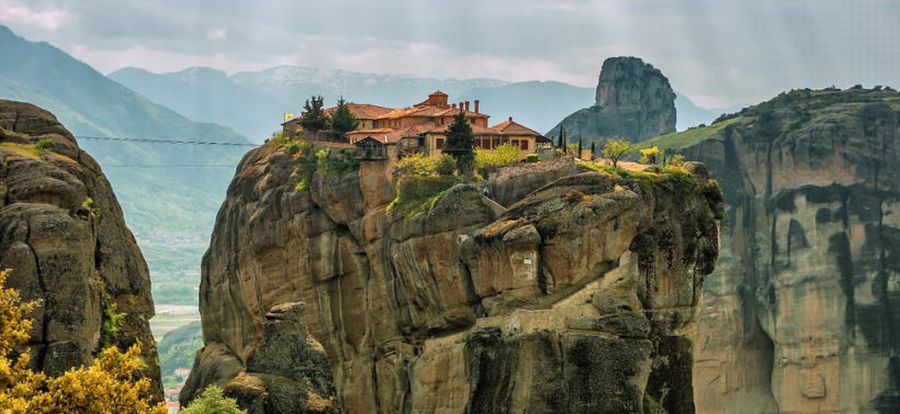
[0,24,251,307]
[110,64,725,142]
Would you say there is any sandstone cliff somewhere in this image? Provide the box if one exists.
[182,139,722,413]
[0,100,162,398]
[644,87,900,413]
[547,56,676,144]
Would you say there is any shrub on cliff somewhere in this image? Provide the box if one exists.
[179,385,245,414]
[0,270,165,414]
[475,143,519,176]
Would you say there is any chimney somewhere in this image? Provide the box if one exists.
[465,101,470,112]
[474,100,480,113]
[459,102,464,111]
[508,116,513,122]
[452,103,457,109]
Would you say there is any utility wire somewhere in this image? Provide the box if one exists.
[75,135,260,147]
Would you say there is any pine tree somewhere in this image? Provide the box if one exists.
[328,97,359,135]
[444,112,475,175]
[299,95,327,133]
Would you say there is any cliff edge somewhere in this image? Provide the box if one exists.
[0,99,162,398]
[182,142,722,413]
[645,87,900,413]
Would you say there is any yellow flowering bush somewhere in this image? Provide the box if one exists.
[0,269,165,414]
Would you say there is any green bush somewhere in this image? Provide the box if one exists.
[388,175,459,217]
[395,153,439,177]
[35,138,53,152]
[435,155,456,176]
[180,385,246,414]
[525,153,539,163]
[475,143,519,176]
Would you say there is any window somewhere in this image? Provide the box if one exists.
[520,140,528,150]
[436,138,444,149]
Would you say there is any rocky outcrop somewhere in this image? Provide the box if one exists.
[182,138,722,413]
[665,88,900,413]
[547,56,676,144]
[0,99,161,398]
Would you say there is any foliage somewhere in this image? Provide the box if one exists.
[525,153,539,163]
[474,143,519,176]
[600,139,637,168]
[435,155,457,176]
[387,175,459,217]
[299,95,328,132]
[179,385,246,414]
[639,146,660,165]
[444,112,475,174]
[101,303,127,349]
[566,143,578,155]
[395,153,439,177]
[557,126,566,149]
[590,140,596,156]
[577,138,583,156]
[34,138,53,152]
[288,143,359,192]
[327,97,359,135]
[0,270,165,414]
[157,322,202,387]
[79,197,101,220]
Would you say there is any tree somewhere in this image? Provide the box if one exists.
[0,269,166,414]
[577,137,583,157]
[300,95,327,133]
[557,126,564,149]
[639,146,660,165]
[601,139,636,168]
[328,97,359,135]
[180,386,246,414]
[443,112,475,175]
[590,140,596,157]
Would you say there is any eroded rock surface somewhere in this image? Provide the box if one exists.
[182,145,721,413]
[547,56,676,143]
[0,99,161,398]
[680,88,900,413]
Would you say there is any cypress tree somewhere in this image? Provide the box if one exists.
[328,97,359,135]
[577,137,583,156]
[300,95,327,133]
[590,140,596,156]
[444,112,475,175]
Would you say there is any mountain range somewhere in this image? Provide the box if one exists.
[109,66,724,142]
[0,24,251,304]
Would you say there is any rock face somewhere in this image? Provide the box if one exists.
[666,88,900,413]
[547,56,676,144]
[181,141,722,413]
[0,99,161,398]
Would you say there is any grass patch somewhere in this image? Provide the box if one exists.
[0,142,78,164]
[640,116,743,151]
[284,141,359,192]
[386,175,459,217]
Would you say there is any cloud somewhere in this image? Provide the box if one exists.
[0,0,72,31]
[0,0,898,107]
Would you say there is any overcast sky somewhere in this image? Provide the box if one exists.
[1,0,898,108]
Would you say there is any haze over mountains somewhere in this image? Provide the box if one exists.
[110,65,723,142]
[0,23,725,309]
[0,24,250,304]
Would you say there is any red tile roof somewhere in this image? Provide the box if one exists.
[324,103,393,120]
[491,118,543,137]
